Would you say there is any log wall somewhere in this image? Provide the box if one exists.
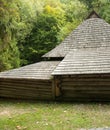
[0,78,52,100]
[1,74,110,101]
[56,74,110,101]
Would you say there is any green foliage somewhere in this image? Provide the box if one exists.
[101,5,110,23]
[0,39,20,71]
[64,0,87,22]
[20,13,62,65]
[19,0,88,66]
[0,0,43,71]
[58,0,87,40]
[0,0,21,71]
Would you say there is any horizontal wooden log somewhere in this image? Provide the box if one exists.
[62,78,110,82]
[62,92,110,98]
[0,94,51,99]
[61,82,110,86]
[62,86,110,91]
[0,91,51,96]
[57,75,110,101]
[0,87,52,94]
[0,94,52,100]
[0,84,51,90]
[0,77,53,100]
[0,86,51,90]
[0,94,52,99]
[0,89,52,96]
[0,88,51,94]
[62,74,110,78]
[62,90,110,94]
[0,84,50,89]
[0,78,51,82]
[0,81,51,86]
[57,97,110,102]
[0,79,51,84]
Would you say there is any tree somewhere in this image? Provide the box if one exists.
[0,0,21,71]
[19,1,66,65]
[0,0,42,71]
[20,13,62,65]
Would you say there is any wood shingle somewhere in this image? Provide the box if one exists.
[0,61,60,80]
[52,47,110,75]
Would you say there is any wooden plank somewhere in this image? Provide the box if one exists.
[0,78,51,82]
[0,84,51,89]
[0,94,52,99]
[62,74,110,78]
[0,89,52,95]
[62,92,110,98]
[0,87,51,94]
[62,82,110,86]
[56,75,110,101]
[62,78,110,82]
[52,79,55,100]
[0,81,51,86]
[0,94,51,100]
[62,86,110,91]
[55,78,62,97]
[62,90,110,94]
[0,92,52,99]
[0,78,53,100]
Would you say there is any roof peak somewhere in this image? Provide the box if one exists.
[86,10,100,19]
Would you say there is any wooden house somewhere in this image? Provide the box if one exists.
[0,11,110,101]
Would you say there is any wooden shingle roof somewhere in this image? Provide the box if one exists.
[43,18,110,58]
[70,18,110,49]
[0,61,60,80]
[52,47,110,75]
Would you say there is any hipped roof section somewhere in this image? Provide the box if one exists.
[52,47,110,75]
[43,12,110,58]
[0,61,60,80]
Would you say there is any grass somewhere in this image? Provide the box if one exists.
[0,99,110,130]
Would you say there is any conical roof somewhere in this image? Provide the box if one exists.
[43,13,110,58]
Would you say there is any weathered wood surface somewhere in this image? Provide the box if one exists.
[1,74,110,101]
[56,75,110,101]
[43,17,110,58]
[0,61,60,80]
[53,47,110,75]
[0,78,52,100]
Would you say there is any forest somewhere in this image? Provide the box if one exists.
[0,0,110,72]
